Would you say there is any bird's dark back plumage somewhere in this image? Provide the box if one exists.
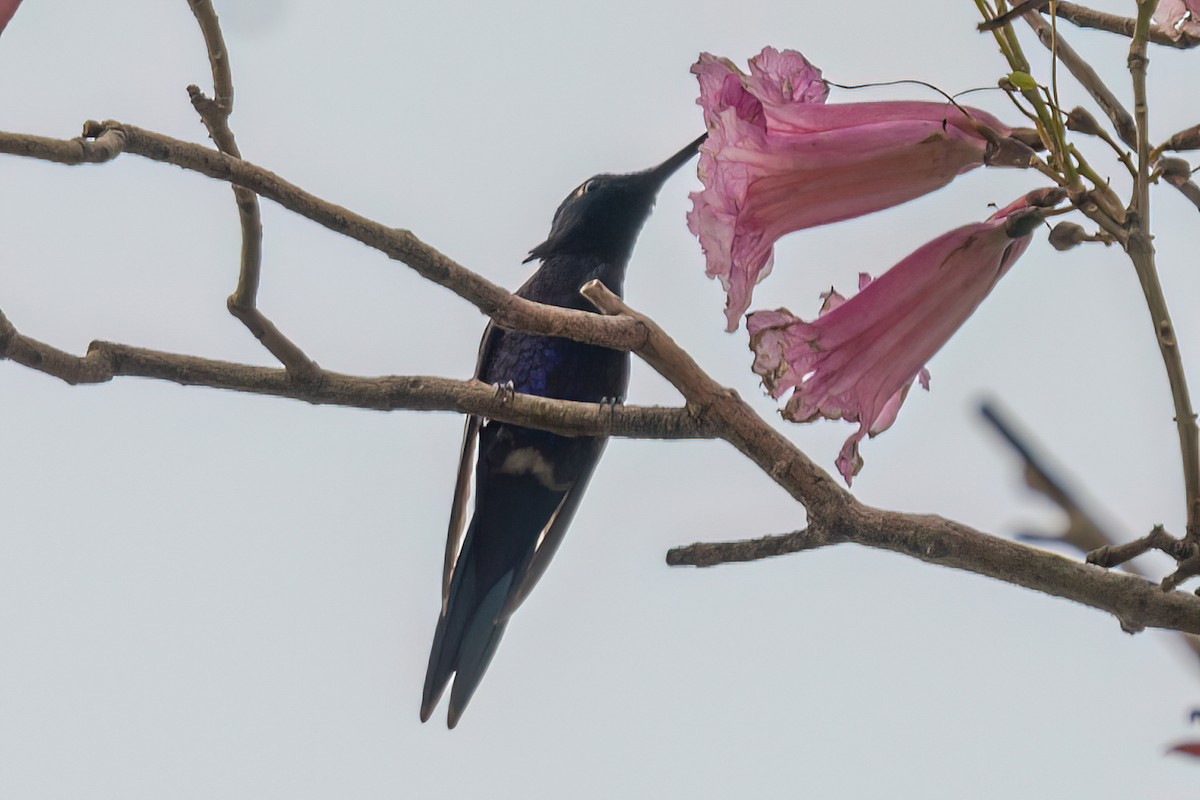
[420,134,704,727]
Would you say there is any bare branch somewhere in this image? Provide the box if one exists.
[186,0,233,109]
[0,123,647,353]
[584,282,1200,636]
[186,0,319,380]
[580,279,849,518]
[1124,2,1200,544]
[1022,10,1138,148]
[3,116,1199,645]
[0,308,709,440]
[667,526,836,567]
[1051,1,1200,49]
[978,0,1050,32]
[1088,524,1193,567]
[0,127,127,164]
[981,402,1200,666]
[668,504,1200,637]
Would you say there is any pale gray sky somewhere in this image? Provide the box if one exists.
[2,1,1198,797]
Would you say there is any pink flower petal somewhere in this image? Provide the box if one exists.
[748,188,1063,485]
[1167,741,1200,758]
[0,0,23,36]
[688,47,1022,331]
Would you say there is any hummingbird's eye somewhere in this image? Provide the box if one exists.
[576,178,600,197]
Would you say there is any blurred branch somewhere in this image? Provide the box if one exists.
[980,400,1200,665]
[979,401,1113,552]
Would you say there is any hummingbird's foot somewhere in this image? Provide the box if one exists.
[493,380,516,405]
[599,395,624,422]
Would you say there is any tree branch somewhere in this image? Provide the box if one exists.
[0,308,709,440]
[580,280,849,518]
[980,401,1200,666]
[668,505,1200,637]
[1022,10,1138,148]
[3,111,1198,644]
[186,0,319,380]
[1051,1,1200,49]
[0,123,647,353]
[1125,1,1200,546]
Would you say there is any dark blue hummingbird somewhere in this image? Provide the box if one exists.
[420,134,705,727]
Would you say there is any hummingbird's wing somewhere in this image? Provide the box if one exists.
[421,420,605,727]
[440,413,480,611]
[498,437,606,621]
[439,323,503,606]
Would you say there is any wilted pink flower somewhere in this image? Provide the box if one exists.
[747,188,1063,485]
[1154,0,1200,39]
[687,47,1028,331]
[0,0,23,36]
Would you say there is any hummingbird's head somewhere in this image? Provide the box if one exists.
[525,133,705,265]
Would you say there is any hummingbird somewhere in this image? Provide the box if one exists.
[419,134,705,727]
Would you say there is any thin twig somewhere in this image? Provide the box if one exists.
[979,0,1050,32]
[1088,525,1192,568]
[1125,1,1200,544]
[667,525,838,566]
[185,0,319,379]
[1022,10,1137,148]
[1064,107,1137,177]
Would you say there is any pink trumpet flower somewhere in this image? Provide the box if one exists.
[747,188,1064,485]
[0,0,22,36]
[687,47,1030,331]
[1154,0,1200,39]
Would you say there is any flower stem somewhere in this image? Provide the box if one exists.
[1127,0,1200,541]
